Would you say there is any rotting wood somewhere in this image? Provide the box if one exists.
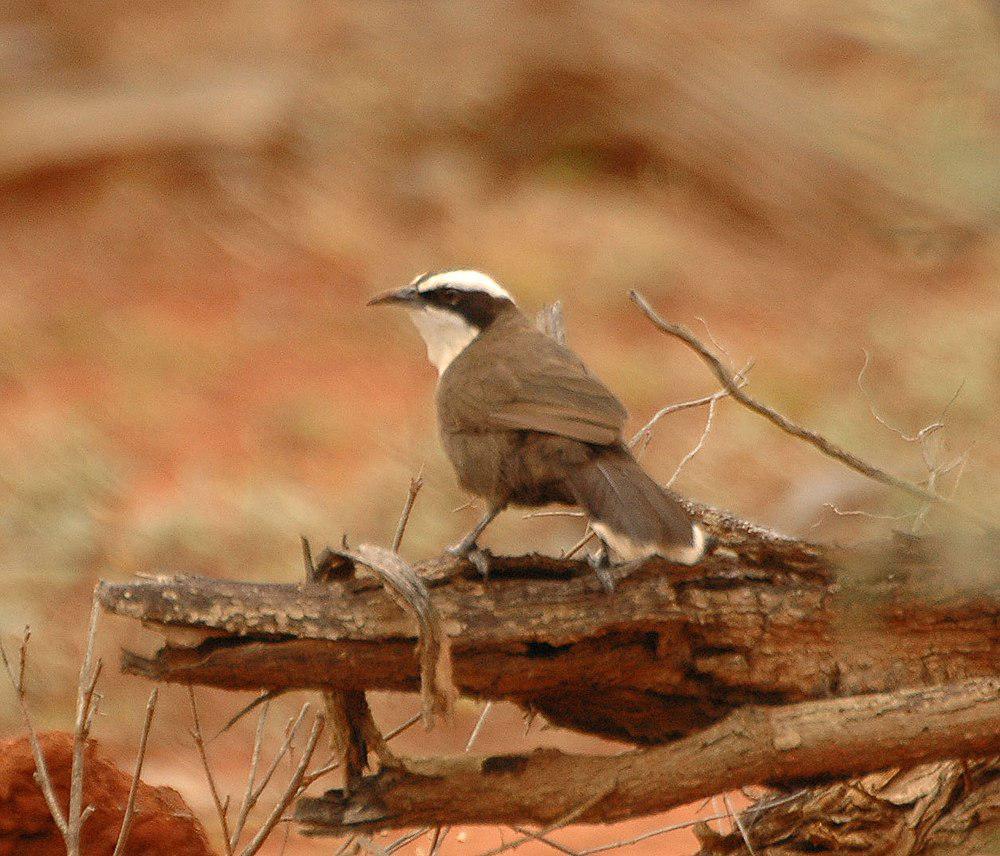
[293,678,1000,833]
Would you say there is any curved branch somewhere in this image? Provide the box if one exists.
[628,290,999,535]
[294,678,1000,833]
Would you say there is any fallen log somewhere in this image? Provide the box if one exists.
[97,509,999,745]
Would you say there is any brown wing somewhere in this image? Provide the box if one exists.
[442,315,627,447]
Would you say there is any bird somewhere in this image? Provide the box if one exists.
[368,270,705,579]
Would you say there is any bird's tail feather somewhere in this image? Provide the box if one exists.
[567,448,704,564]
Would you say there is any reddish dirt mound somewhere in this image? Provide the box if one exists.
[0,731,214,856]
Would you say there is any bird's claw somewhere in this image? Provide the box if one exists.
[588,547,615,594]
[446,541,492,579]
[446,539,477,558]
[467,548,492,580]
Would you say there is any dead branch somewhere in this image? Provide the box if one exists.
[294,677,1000,833]
[392,473,424,553]
[629,290,999,535]
[100,525,998,745]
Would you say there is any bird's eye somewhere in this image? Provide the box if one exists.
[440,288,460,305]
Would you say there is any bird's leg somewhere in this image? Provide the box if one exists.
[447,503,504,557]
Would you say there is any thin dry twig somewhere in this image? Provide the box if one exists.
[67,596,103,856]
[111,688,158,856]
[808,502,918,530]
[237,713,325,856]
[564,361,749,558]
[630,290,998,534]
[472,788,612,856]
[188,685,235,856]
[522,509,586,520]
[857,350,944,444]
[724,793,757,856]
[432,700,497,855]
[629,360,752,457]
[510,826,581,855]
[245,704,311,819]
[465,701,494,752]
[393,469,425,553]
[665,395,718,488]
[573,790,807,856]
[0,631,69,836]
[229,701,271,850]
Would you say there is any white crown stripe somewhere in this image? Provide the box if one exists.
[411,270,514,303]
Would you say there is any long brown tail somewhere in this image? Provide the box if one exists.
[567,447,704,564]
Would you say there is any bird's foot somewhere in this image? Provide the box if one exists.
[446,540,493,579]
[466,547,492,580]
[446,537,478,558]
[588,546,615,595]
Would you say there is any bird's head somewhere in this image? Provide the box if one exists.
[368,270,517,374]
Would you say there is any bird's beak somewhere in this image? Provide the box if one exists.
[367,286,420,307]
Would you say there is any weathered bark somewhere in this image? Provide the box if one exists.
[98,517,998,744]
[293,678,1000,833]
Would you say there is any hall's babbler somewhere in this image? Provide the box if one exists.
[368,270,704,573]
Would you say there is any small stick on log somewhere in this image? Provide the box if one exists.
[392,471,424,553]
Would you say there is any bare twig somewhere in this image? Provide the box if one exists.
[523,509,586,520]
[857,350,943,443]
[808,503,918,530]
[575,791,807,855]
[564,359,749,557]
[393,470,425,553]
[465,701,494,752]
[629,361,752,457]
[188,686,235,856]
[17,628,28,695]
[0,632,69,836]
[666,395,718,488]
[246,704,310,817]
[112,688,159,856]
[432,700,497,855]
[695,316,732,360]
[67,596,103,856]
[630,290,998,534]
[229,701,271,850]
[385,712,422,741]
[237,713,325,856]
[472,788,612,856]
[724,793,757,856]
[510,826,581,855]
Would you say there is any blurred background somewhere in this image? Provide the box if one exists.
[1,1,997,853]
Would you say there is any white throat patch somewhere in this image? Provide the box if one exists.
[407,305,479,375]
